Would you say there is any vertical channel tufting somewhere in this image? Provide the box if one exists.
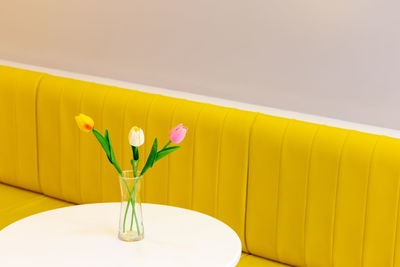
[189,105,206,210]
[57,87,66,201]
[101,87,131,202]
[330,131,350,267]
[15,70,46,191]
[332,131,379,267]
[13,75,19,188]
[98,88,110,203]
[243,113,259,254]
[395,206,400,267]
[0,67,13,185]
[120,89,152,173]
[120,95,129,174]
[216,108,257,253]
[246,114,290,260]
[394,171,400,267]
[138,94,159,203]
[11,72,18,188]
[38,75,101,203]
[76,87,85,204]
[34,74,45,193]
[1,67,18,186]
[7,65,400,266]
[361,136,400,267]
[302,125,321,267]
[0,66,15,185]
[169,100,203,209]
[192,105,229,217]
[144,95,179,204]
[166,103,178,205]
[37,75,64,199]
[395,205,400,267]
[360,137,379,267]
[275,120,291,263]
[58,79,87,203]
[303,126,349,267]
[275,120,319,266]
[123,91,158,200]
[214,110,230,219]
[0,66,44,192]
[143,95,159,203]
[15,69,44,190]
[79,82,110,203]
[245,117,400,266]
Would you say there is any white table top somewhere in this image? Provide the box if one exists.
[0,203,241,267]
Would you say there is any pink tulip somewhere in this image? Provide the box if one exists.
[169,123,188,144]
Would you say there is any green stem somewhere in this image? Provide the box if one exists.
[133,161,138,178]
[131,146,139,178]
[162,140,171,150]
[90,128,136,234]
[122,200,130,233]
[112,144,134,230]
[128,146,141,234]
[129,178,141,236]
[121,178,133,233]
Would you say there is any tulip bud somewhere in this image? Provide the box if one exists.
[169,123,188,144]
[75,113,94,132]
[129,126,145,147]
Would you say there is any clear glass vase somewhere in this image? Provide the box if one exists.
[118,170,144,241]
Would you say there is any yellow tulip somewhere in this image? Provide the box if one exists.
[75,113,94,132]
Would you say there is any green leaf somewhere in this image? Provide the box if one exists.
[92,129,110,158]
[92,128,122,176]
[140,138,158,176]
[109,143,117,164]
[105,130,116,164]
[149,138,158,168]
[104,130,109,145]
[155,146,180,163]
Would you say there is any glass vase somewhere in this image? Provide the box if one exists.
[118,170,144,241]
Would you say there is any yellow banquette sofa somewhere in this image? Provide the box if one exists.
[1,65,400,267]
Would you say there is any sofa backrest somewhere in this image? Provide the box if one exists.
[0,66,251,252]
[2,65,400,266]
[0,66,44,192]
[246,117,400,266]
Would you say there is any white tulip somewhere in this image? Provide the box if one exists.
[129,126,145,147]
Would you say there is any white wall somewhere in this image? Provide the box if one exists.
[1,0,399,129]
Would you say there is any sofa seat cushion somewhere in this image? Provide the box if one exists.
[0,183,72,230]
[238,254,291,266]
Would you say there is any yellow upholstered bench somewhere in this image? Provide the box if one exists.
[1,65,400,266]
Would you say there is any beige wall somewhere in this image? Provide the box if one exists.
[1,0,399,129]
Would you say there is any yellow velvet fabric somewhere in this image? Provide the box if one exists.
[33,73,251,251]
[246,117,400,266]
[0,183,71,230]
[0,66,44,192]
[2,65,400,266]
[239,254,290,267]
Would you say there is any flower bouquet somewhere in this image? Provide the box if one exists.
[75,114,187,241]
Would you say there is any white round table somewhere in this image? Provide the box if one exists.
[0,203,241,267]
